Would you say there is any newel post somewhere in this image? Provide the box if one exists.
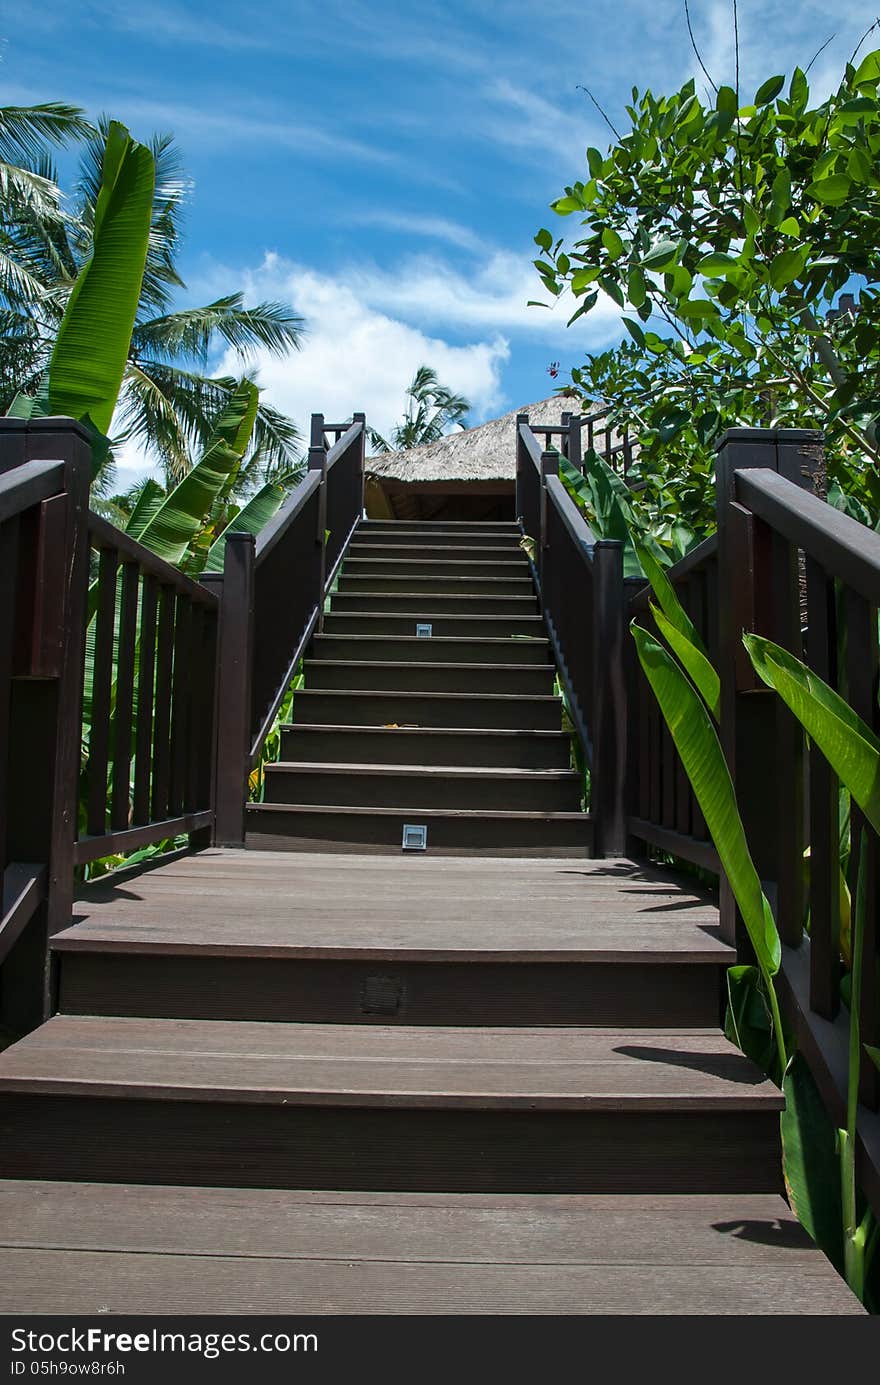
[309,414,328,628]
[515,412,529,520]
[212,531,255,847]
[715,427,823,950]
[0,417,91,1028]
[352,411,366,516]
[591,538,627,857]
[539,449,558,584]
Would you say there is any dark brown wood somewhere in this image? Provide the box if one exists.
[74,812,214,865]
[214,533,254,846]
[86,547,118,838]
[0,515,19,875]
[168,594,192,817]
[150,585,175,823]
[132,575,158,826]
[0,459,65,525]
[770,528,805,948]
[627,819,721,874]
[592,540,626,856]
[110,562,139,832]
[805,557,839,1018]
[0,864,46,964]
[87,511,216,606]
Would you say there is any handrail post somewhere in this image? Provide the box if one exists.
[539,449,558,584]
[213,531,255,847]
[715,427,823,950]
[352,412,366,518]
[0,417,90,1030]
[309,428,328,631]
[567,413,582,474]
[515,413,529,521]
[592,538,627,857]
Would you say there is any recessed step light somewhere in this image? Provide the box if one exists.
[415,623,433,637]
[402,823,428,850]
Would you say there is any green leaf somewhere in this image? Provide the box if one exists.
[754,75,785,105]
[789,67,809,109]
[135,379,259,566]
[621,316,645,346]
[551,196,582,215]
[781,1054,844,1271]
[725,965,776,1076]
[587,146,604,178]
[649,603,721,721]
[806,174,851,205]
[770,247,808,289]
[641,238,681,271]
[716,85,738,115]
[744,634,880,834]
[203,480,286,573]
[853,50,880,90]
[602,227,625,259]
[534,228,552,252]
[124,478,165,541]
[631,623,780,975]
[47,122,155,438]
[697,252,739,277]
[867,1046,880,1072]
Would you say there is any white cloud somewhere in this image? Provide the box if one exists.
[216,260,511,444]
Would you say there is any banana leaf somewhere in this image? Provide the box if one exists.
[781,1052,845,1272]
[47,122,154,440]
[134,379,259,566]
[744,634,880,835]
[632,622,781,977]
[203,480,286,574]
[124,478,166,541]
[650,601,721,720]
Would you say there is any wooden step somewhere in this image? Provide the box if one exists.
[290,689,563,731]
[330,591,538,617]
[359,522,520,546]
[302,659,555,696]
[343,557,531,580]
[0,1183,861,1314]
[280,725,573,769]
[338,574,535,597]
[0,1016,783,1193]
[262,763,583,813]
[247,804,591,856]
[323,612,547,639]
[349,542,529,562]
[310,634,551,665]
[53,850,733,1027]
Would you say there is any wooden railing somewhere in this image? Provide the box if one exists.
[211,412,366,845]
[0,409,366,1030]
[516,415,629,855]
[79,513,218,866]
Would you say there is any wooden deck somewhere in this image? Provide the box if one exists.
[0,849,863,1313]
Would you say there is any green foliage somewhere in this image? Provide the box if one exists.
[537,46,880,529]
[203,480,287,574]
[47,122,154,441]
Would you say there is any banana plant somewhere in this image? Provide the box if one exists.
[7,122,155,474]
[746,633,880,1300]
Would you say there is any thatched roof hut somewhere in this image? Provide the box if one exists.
[365,393,580,522]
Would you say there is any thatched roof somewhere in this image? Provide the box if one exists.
[366,394,581,485]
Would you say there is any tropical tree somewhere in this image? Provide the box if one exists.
[533,28,880,526]
[370,365,470,451]
[0,117,303,487]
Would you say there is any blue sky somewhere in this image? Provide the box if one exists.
[2,0,877,480]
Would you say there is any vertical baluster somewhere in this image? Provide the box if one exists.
[110,562,139,832]
[846,587,879,1109]
[151,586,175,822]
[185,604,207,813]
[132,575,158,826]
[805,559,839,1018]
[771,529,806,947]
[86,547,118,837]
[0,518,19,876]
[169,596,192,816]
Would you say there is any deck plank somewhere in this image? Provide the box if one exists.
[0,1184,862,1315]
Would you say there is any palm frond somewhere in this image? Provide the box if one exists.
[0,103,93,165]
[132,295,304,365]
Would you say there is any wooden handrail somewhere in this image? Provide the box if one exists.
[254,470,321,566]
[0,459,65,524]
[736,467,880,603]
[88,512,218,606]
[325,420,361,469]
[518,421,543,469]
[545,474,597,562]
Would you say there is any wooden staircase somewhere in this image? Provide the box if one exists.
[248,519,592,856]
[0,516,862,1313]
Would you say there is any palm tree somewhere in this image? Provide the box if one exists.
[0,117,304,487]
[370,365,470,452]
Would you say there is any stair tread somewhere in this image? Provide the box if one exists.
[0,1015,782,1110]
[285,724,569,738]
[54,848,728,962]
[249,802,587,820]
[0,1182,861,1316]
[267,762,578,779]
[304,659,551,672]
[295,689,559,702]
[312,635,548,646]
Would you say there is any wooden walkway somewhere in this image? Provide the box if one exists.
[0,850,862,1314]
